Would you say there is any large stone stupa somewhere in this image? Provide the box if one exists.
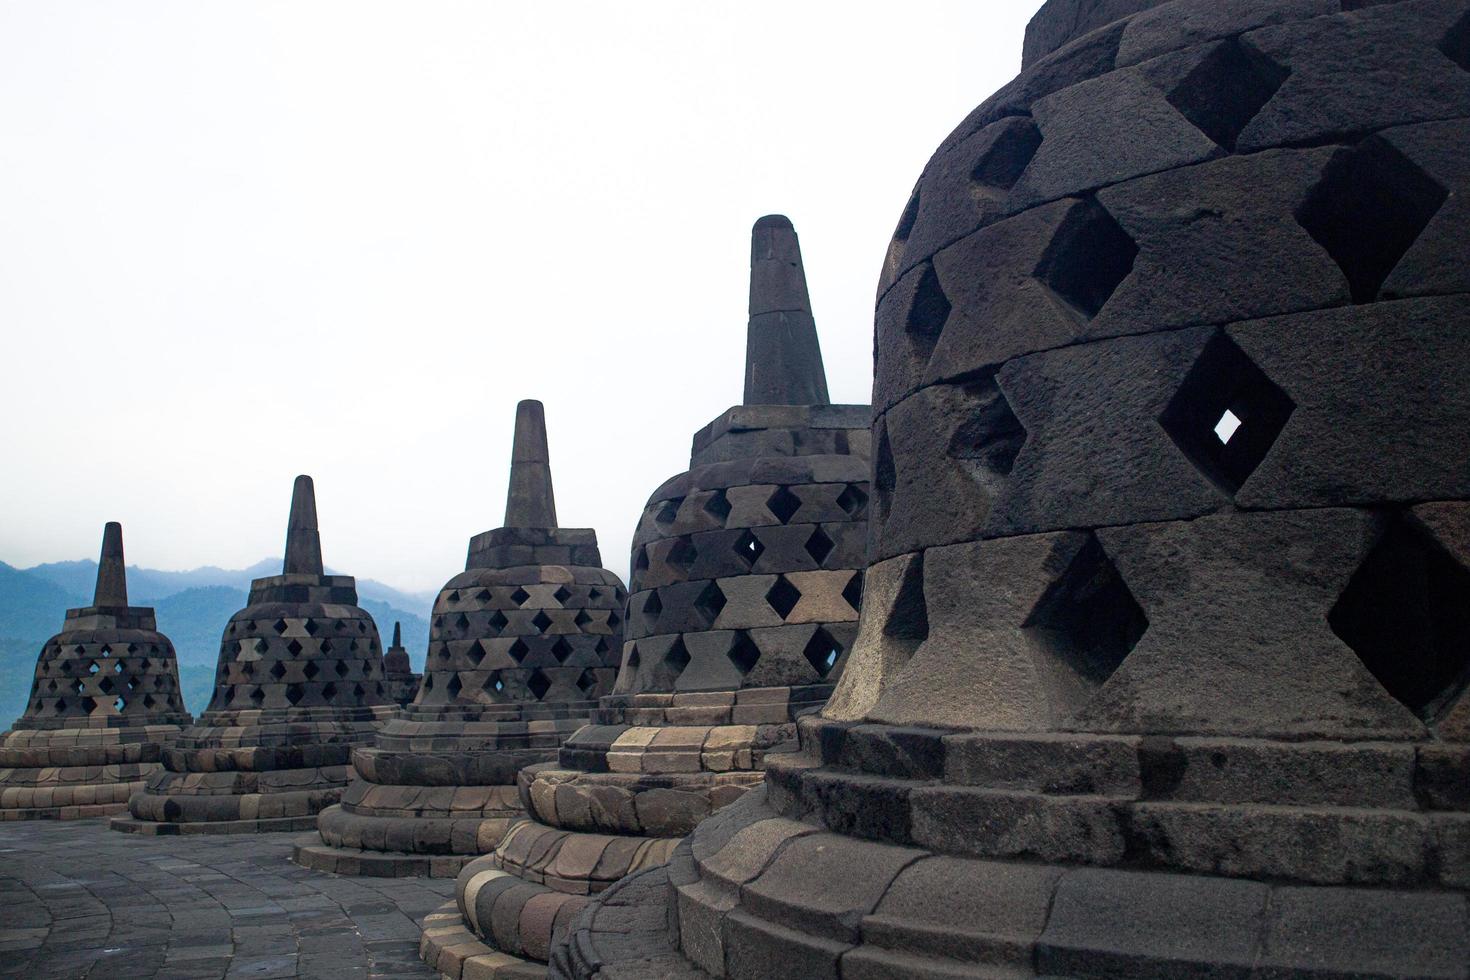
[294,400,627,877]
[418,216,872,979]
[0,523,191,820]
[552,1,1470,977]
[115,475,394,834]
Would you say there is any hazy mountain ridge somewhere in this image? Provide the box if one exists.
[0,560,433,725]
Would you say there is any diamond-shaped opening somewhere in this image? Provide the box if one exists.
[805,528,835,566]
[87,661,100,676]
[971,116,1042,191]
[885,187,921,276]
[1295,137,1447,304]
[643,591,663,622]
[874,423,897,524]
[475,589,492,603]
[576,669,597,695]
[287,639,304,657]
[532,610,554,633]
[704,490,733,524]
[508,638,530,664]
[836,484,868,518]
[574,609,594,628]
[733,530,765,567]
[320,638,333,655]
[766,576,802,620]
[595,636,611,654]
[304,661,320,680]
[693,581,727,627]
[270,660,288,680]
[335,659,350,677]
[551,637,574,663]
[626,644,642,671]
[286,684,305,706]
[656,497,683,526]
[250,687,266,706]
[72,679,84,695]
[488,609,509,633]
[527,669,552,701]
[113,696,125,713]
[54,697,67,713]
[767,486,802,525]
[321,681,337,701]
[553,585,573,605]
[112,661,124,674]
[1441,11,1470,72]
[843,571,864,613]
[634,547,650,574]
[272,619,288,635]
[727,632,761,675]
[1166,37,1288,151]
[608,609,622,628]
[947,374,1028,497]
[467,640,486,667]
[668,536,697,571]
[664,638,691,675]
[241,662,255,679]
[353,682,366,701]
[1023,535,1148,698]
[511,587,531,606]
[803,628,844,679]
[1160,331,1295,495]
[1329,516,1470,723]
[488,672,506,694]
[454,612,470,631]
[906,262,951,357]
[1033,197,1138,319]
[98,676,115,695]
[254,639,269,655]
[304,619,319,636]
[446,673,463,698]
[448,590,461,604]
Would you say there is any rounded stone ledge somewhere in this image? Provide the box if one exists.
[0,740,164,767]
[520,765,760,837]
[109,812,319,835]
[593,684,834,729]
[644,454,870,507]
[352,747,551,786]
[420,901,547,980]
[487,821,680,899]
[0,761,157,787]
[162,741,358,771]
[124,785,343,827]
[547,864,712,980]
[1,800,132,821]
[316,802,519,857]
[140,764,353,796]
[0,779,142,820]
[291,841,478,879]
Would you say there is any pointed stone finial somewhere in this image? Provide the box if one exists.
[744,215,831,407]
[504,400,558,528]
[392,621,402,648]
[93,521,129,607]
[283,474,325,575]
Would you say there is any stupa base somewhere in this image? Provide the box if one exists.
[109,812,322,835]
[420,902,552,980]
[2,800,134,822]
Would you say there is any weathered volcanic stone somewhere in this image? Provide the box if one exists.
[114,476,394,834]
[418,216,872,978]
[294,400,626,878]
[555,2,1470,977]
[0,523,192,820]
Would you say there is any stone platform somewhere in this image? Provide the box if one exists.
[0,818,453,979]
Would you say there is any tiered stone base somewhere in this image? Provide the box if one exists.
[422,685,829,976]
[551,717,1470,978]
[291,702,598,877]
[0,725,184,820]
[114,708,390,835]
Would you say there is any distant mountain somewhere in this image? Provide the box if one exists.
[0,559,433,725]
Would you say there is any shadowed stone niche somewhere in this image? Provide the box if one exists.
[553,2,1470,978]
[293,400,626,878]
[114,476,395,834]
[418,216,871,980]
[382,621,423,707]
[0,523,192,820]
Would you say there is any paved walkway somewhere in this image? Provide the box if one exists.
[0,819,453,980]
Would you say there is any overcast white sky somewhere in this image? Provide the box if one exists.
[0,2,1034,592]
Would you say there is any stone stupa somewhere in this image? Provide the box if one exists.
[115,475,394,834]
[0,523,191,820]
[293,400,626,877]
[419,216,872,979]
[552,1,1470,977]
[382,621,422,707]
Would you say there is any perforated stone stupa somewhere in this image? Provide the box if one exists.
[293,400,626,878]
[382,621,422,707]
[553,2,1470,977]
[0,523,191,820]
[418,216,872,979]
[115,475,394,834]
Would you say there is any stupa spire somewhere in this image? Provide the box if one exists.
[392,621,402,648]
[93,521,129,607]
[743,215,830,406]
[503,400,558,528]
[283,475,324,575]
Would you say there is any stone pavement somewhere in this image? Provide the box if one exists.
[0,818,452,980]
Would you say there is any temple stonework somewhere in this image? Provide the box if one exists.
[418,216,872,978]
[115,476,394,834]
[382,621,422,707]
[0,523,191,820]
[293,400,627,877]
[548,2,1470,978]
